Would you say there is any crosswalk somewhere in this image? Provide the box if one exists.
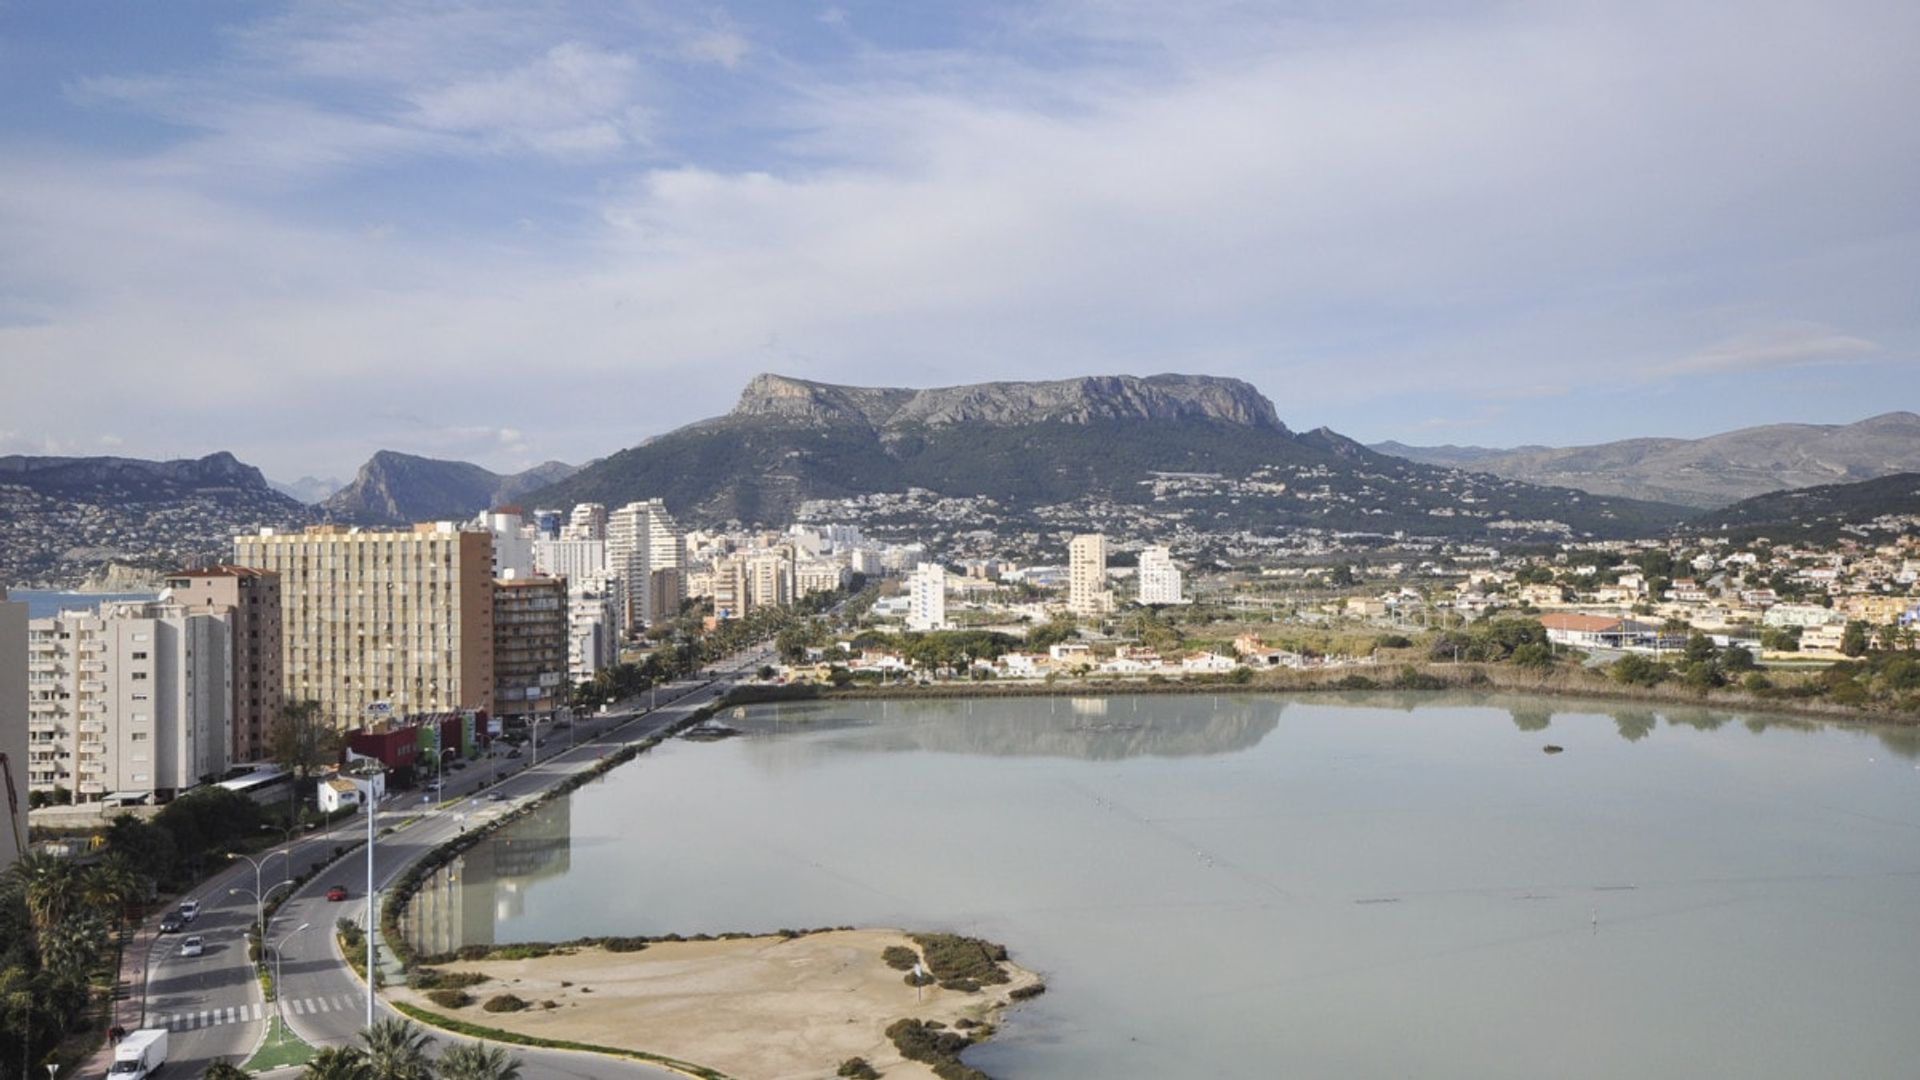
[151,994,360,1031]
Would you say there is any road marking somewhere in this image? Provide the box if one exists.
[290,998,306,1015]
[199,1009,211,1028]
[314,996,333,1012]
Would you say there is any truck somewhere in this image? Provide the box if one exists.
[109,1028,168,1079]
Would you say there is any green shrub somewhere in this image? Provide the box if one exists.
[483,993,530,1013]
[881,945,919,971]
[909,934,1010,986]
[1008,981,1047,1001]
[837,1059,880,1079]
[602,937,650,953]
[427,989,473,1009]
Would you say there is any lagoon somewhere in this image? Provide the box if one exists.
[408,693,1920,1078]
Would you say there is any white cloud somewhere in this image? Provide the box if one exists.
[1670,323,1881,375]
[408,43,646,155]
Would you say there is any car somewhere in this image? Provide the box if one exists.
[179,899,199,922]
[487,792,507,802]
[506,749,522,759]
[158,913,184,934]
[326,884,349,901]
[450,760,468,770]
[180,935,204,957]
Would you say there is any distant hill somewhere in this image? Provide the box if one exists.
[529,373,1689,541]
[1372,412,1920,509]
[0,451,313,587]
[269,474,344,504]
[1691,472,1920,540]
[322,451,580,524]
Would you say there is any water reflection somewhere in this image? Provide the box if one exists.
[406,796,573,955]
[732,695,1281,761]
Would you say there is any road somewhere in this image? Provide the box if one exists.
[145,643,777,1079]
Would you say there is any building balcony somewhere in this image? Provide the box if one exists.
[79,661,106,674]
[79,781,107,795]
[80,680,106,693]
[79,702,106,714]
[79,721,107,734]
[28,661,59,673]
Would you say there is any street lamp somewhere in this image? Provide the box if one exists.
[227,849,290,946]
[271,922,310,1043]
[229,879,294,962]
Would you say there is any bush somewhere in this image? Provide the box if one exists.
[1611,654,1666,687]
[482,993,530,1013]
[1008,981,1047,1001]
[881,945,920,971]
[427,989,473,1009]
[602,937,650,953]
[1375,634,1413,649]
[910,934,1010,986]
[837,1058,880,1079]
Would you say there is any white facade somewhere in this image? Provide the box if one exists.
[562,502,607,541]
[607,499,686,633]
[534,537,608,582]
[1137,546,1185,605]
[567,573,623,683]
[907,562,948,631]
[1068,534,1113,616]
[25,601,230,804]
[480,509,537,579]
[1,588,25,869]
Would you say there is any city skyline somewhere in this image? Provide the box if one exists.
[1,1,1916,479]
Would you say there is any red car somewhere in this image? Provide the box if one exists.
[326,885,349,901]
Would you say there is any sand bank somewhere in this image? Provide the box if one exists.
[392,929,1041,1080]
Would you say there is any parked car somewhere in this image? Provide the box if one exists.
[326,884,349,902]
[179,935,204,958]
[487,792,507,802]
[506,749,522,759]
[158,913,184,934]
[178,900,199,922]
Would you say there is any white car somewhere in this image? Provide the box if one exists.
[180,935,204,958]
[179,900,199,922]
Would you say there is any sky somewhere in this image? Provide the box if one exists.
[1,1,1915,484]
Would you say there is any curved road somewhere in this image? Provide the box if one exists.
[144,645,776,1079]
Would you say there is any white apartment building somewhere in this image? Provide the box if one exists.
[608,499,686,634]
[534,537,608,582]
[746,549,795,610]
[479,509,537,578]
[1,588,25,869]
[563,502,608,541]
[1068,534,1113,617]
[567,572,622,683]
[796,559,851,599]
[25,600,231,805]
[1138,546,1186,605]
[907,562,948,631]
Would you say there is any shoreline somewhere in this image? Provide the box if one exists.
[390,930,1041,1080]
[731,662,1919,727]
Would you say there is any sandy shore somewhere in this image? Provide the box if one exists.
[392,929,1042,1080]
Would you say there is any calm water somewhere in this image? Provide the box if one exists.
[409,693,1920,1079]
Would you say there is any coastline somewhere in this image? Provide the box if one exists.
[390,930,1041,1080]
[734,661,1919,727]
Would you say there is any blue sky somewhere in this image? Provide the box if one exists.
[1,1,1915,482]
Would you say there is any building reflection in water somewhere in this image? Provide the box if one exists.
[404,794,574,954]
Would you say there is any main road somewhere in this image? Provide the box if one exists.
[142,643,778,1078]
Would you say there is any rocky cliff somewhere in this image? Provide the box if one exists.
[727,373,1284,432]
[322,451,580,524]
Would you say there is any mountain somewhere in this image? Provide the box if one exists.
[322,451,581,524]
[0,451,313,587]
[529,373,1690,542]
[1691,472,1920,541]
[270,474,345,504]
[1372,412,1920,509]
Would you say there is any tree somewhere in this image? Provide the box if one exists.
[360,1017,436,1080]
[266,699,341,823]
[437,1042,523,1080]
[1840,621,1871,658]
[202,1061,252,1080]
[1683,633,1716,664]
[6,852,82,933]
[303,1046,373,1080]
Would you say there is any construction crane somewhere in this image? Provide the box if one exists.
[0,752,24,856]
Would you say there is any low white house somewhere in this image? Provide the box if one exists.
[1181,651,1238,674]
[317,769,386,814]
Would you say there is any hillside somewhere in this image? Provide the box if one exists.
[1373,412,1920,508]
[322,452,580,524]
[1691,472,1920,541]
[0,451,313,586]
[531,373,1690,542]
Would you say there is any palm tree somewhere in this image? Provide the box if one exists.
[359,1017,436,1080]
[437,1042,523,1080]
[6,852,82,933]
[302,1046,373,1080]
[202,1061,252,1079]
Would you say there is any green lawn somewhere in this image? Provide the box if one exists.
[242,1015,318,1072]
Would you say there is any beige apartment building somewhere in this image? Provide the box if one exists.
[165,566,283,762]
[1069,533,1114,616]
[25,600,231,805]
[233,523,495,731]
[607,499,686,634]
[493,577,569,722]
[1,588,26,869]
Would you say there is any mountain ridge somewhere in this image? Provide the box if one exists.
[322,451,581,524]
[1372,412,1920,508]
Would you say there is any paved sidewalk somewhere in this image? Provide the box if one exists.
[75,910,161,1077]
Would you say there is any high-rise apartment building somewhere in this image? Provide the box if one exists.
[533,537,608,583]
[25,601,230,804]
[566,573,622,683]
[233,523,495,730]
[1068,534,1113,616]
[607,499,685,634]
[480,509,536,579]
[907,562,948,631]
[0,588,26,869]
[1137,546,1185,606]
[562,502,607,541]
[165,566,283,762]
[711,554,750,621]
[492,578,568,722]
[746,548,795,610]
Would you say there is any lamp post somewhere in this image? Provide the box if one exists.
[229,879,294,966]
[227,849,290,948]
[271,922,310,1043]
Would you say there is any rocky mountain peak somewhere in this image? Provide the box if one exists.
[729,372,1286,432]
